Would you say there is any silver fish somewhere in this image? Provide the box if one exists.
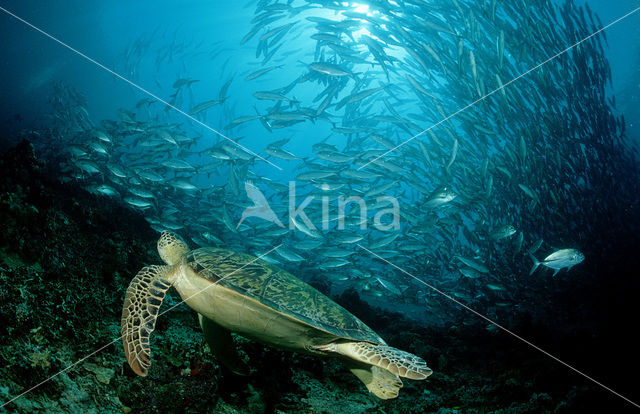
[529,249,585,276]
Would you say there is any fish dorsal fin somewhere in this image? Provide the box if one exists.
[121,265,171,376]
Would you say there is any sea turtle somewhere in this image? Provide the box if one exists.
[121,231,432,399]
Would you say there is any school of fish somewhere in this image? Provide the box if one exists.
[31,0,636,326]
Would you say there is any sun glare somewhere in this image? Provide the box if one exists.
[353,4,370,14]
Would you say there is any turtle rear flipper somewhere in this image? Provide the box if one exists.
[121,265,172,376]
[345,360,403,399]
[317,342,433,380]
[198,314,250,376]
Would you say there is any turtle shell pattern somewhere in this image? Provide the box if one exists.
[184,247,384,344]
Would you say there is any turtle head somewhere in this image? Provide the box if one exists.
[157,231,189,265]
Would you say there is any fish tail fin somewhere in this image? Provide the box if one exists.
[529,253,540,275]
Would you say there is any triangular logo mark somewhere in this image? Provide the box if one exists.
[237,181,285,228]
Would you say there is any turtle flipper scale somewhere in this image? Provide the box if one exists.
[121,265,171,376]
[317,342,433,380]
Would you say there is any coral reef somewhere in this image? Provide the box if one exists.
[0,141,634,413]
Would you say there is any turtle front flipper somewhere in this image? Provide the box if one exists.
[121,265,172,376]
[198,314,250,376]
[317,342,433,380]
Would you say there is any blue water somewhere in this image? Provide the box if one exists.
[1,0,638,307]
[1,0,639,324]
[2,1,638,145]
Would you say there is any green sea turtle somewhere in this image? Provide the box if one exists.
[121,231,432,399]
